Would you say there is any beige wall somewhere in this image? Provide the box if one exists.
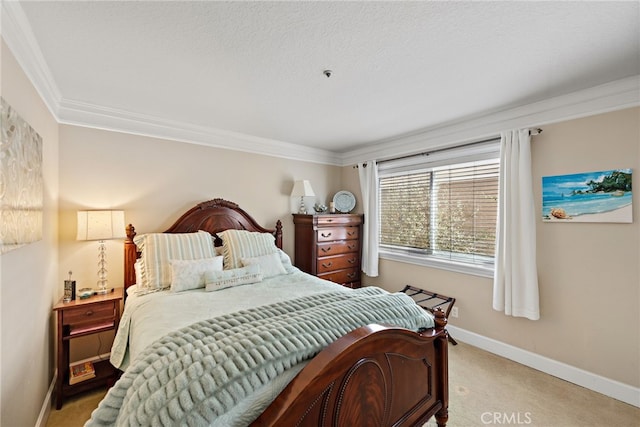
[0,40,60,426]
[346,107,640,388]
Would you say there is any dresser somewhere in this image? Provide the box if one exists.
[292,213,364,288]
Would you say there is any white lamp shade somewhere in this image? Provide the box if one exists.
[291,180,315,197]
[77,210,126,241]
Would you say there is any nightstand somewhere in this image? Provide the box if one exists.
[53,288,123,409]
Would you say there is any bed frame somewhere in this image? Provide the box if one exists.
[123,198,449,427]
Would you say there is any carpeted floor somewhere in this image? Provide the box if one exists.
[47,341,639,427]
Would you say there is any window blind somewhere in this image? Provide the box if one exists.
[378,140,500,267]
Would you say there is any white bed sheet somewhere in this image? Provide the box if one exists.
[110,268,349,371]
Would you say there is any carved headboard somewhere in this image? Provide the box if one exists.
[124,198,283,291]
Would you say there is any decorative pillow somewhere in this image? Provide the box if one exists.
[170,256,223,293]
[204,264,263,292]
[241,252,287,278]
[277,249,297,274]
[218,229,277,269]
[134,231,216,291]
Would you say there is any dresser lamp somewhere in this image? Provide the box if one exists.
[291,180,315,214]
[77,210,126,295]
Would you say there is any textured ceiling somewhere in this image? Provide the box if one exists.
[16,1,640,153]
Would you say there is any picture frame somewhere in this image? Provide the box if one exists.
[542,169,632,223]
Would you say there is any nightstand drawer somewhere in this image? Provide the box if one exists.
[316,227,359,242]
[317,241,358,256]
[63,302,115,327]
[317,254,359,273]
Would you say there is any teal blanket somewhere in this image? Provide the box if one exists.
[86,287,434,426]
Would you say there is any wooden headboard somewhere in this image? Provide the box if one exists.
[124,198,283,292]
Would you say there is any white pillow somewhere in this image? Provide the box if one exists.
[277,249,296,274]
[134,231,216,291]
[241,252,287,278]
[170,256,224,293]
[218,229,277,269]
[204,264,263,292]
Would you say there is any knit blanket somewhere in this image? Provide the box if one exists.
[86,287,434,426]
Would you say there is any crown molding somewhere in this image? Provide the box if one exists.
[57,99,343,165]
[1,0,62,117]
[341,75,640,166]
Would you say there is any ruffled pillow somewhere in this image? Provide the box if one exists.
[134,231,216,292]
[218,229,277,269]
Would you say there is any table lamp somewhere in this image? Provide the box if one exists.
[77,210,126,295]
[291,180,315,214]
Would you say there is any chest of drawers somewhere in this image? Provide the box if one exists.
[292,213,364,288]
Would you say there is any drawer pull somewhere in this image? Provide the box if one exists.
[348,258,356,264]
[321,247,332,253]
[321,232,332,238]
[347,244,356,250]
[85,310,94,316]
[347,231,356,236]
[347,272,357,279]
[322,262,333,268]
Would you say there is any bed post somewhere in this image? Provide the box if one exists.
[124,224,137,298]
[433,308,449,427]
[275,220,283,249]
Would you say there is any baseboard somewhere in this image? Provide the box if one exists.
[37,352,111,426]
[447,325,640,408]
[35,372,56,427]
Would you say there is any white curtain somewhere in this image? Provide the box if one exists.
[493,130,540,320]
[358,161,379,277]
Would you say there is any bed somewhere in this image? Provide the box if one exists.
[87,198,449,427]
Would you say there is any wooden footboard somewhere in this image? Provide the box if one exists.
[253,310,449,427]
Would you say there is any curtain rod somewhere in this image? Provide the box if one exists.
[353,128,543,168]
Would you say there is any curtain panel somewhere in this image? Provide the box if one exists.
[493,130,540,320]
[358,161,380,277]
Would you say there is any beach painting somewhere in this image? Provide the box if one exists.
[542,169,632,223]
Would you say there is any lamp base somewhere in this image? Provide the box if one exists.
[95,288,110,295]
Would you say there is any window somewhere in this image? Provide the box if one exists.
[378,140,500,277]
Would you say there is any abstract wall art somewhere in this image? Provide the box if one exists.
[0,97,44,254]
[542,169,632,223]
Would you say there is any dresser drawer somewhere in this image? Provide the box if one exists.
[316,227,359,242]
[317,254,359,273]
[315,216,362,226]
[317,241,358,256]
[318,268,360,286]
[63,301,116,327]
